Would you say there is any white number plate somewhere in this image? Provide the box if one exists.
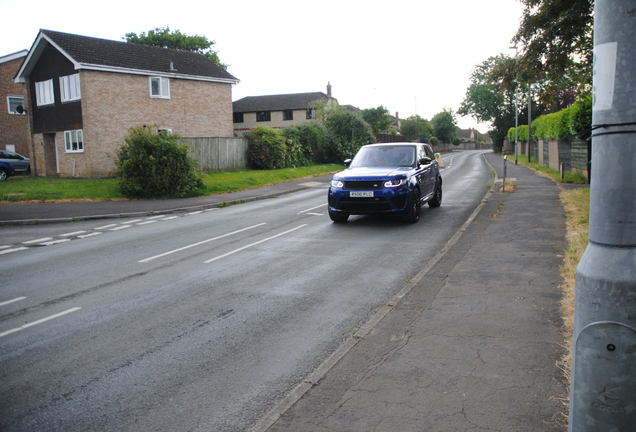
[350,191,374,197]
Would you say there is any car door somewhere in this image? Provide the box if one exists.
[417,145,435,198]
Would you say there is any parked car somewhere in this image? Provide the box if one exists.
[328,143,442,223]
[0,161,16,181]
[0,150,30,173]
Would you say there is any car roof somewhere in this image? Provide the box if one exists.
[363,142,416,147]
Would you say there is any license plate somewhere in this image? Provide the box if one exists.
[350,191,373,197]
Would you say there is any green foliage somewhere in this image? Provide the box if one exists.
[125,26,227,70]
[431,109,458,144]
[361,106,393,133]
[568,93,592,139]
[308,99,344,125]
[323,111,376,163]
[115,126,204,198]
[282,123,327,165]
[401,115,433,142]
[245,126,287,170]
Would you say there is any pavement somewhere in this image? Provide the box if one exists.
[0,153,571,431]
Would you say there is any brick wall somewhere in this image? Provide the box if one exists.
[0,55,29,156]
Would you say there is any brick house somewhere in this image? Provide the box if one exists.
[232,83,336,136]
[1,50,29,156]
[14,30,239,178]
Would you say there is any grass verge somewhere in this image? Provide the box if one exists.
[505,155,588,184]
[0,164,341,203]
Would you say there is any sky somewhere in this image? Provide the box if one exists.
[0,0,524,133]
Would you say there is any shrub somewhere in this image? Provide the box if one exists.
[115,126,204,199]
[323,110,375,163]
[282,123,326,166]
[245,126,287,170]
[569,93,593,139]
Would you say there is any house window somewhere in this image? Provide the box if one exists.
[7,96,25,115]
[64,130,84,153]
[35,79,55,106]
[306,109,316,120]
[60,73,81,102]
[233,112,244,123]
[256,111,271,122]
[158,127,173,135]
[283,110,293,121]
[150,77,170,99]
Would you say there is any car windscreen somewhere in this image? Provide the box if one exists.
[350,146,416,168]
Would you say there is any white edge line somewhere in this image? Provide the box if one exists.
[22,237,53,244]
[0,247,29,255]
[298,203,327,214]
[204,224,307,264]
[0,297,26,307]
[0,307,81,338]
[60,231,86,237]
[139,223,267,263]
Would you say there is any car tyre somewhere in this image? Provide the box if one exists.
[0,169,8,181]
[329,210,349,223]
[403,188,421,223]
[428,180,442,208]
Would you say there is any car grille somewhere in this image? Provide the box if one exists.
[344,180,384,190]
[336,197,392,213]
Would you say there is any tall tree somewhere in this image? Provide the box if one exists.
[125,26,227,70]
[431,109,458,144]
[401,115,433,142]
[361,106,393,133]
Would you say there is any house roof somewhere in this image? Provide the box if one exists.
[15,30,238,84]
[233,92,332,113]
[0,50,28,65]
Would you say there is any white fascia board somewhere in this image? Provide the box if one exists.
[0,50,28,65]
[14,32,79,83]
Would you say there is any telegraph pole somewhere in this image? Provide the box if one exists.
[569,1,636,430]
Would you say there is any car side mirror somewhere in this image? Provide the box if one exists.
[344,159,352,167]
[419,157,432,165]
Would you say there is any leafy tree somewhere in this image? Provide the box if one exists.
[116,126,203,198]
[125,26,227,70]
[308,99,344,125]
[361,106,393,133]
[431,109,458,144]
[323,111,375,163]
[401,115,434,142]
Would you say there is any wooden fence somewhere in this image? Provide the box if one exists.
[181,137,249,172]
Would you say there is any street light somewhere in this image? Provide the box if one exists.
[509,45,519,165]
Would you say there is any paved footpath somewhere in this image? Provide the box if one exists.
[258,152,568,432]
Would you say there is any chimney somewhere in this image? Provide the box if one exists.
[327,81,332,98]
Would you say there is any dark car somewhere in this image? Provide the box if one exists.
[327,143,442,223]
[0,150,30,173]
[0,161,16,181]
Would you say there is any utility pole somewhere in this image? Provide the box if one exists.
[510,45,519,164]
[569,1,636,430]
[527,85,532,163]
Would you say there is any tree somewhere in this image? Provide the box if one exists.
[431,109,458,144]
[401,115,434,142]
[308,99,344,125]
[323,111,375,163]
[361,106,393,133]
[125,26,227,70]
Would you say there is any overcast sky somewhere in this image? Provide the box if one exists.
[0,0,524,132]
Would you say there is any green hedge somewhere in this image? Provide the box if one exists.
[507,93,592,142]
[245,126,287,170]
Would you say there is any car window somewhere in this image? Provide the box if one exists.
[350,146,416,167]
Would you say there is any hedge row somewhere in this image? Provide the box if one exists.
[508,93,592,142]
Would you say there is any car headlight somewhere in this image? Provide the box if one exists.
[384,178,406,188]
[331,179,344,188]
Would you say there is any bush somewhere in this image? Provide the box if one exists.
[282,123,326,166]
[115,126,204,199]
[323,111,375,163]
[569,93,592,139]
[246,126,287,170]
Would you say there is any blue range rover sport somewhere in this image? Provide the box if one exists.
[328,143,442,223]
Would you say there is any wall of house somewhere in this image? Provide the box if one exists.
[56,70,235,178]
[233,109,312,136]
[0,56,30,156]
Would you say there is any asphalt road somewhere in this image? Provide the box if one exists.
[0,150,493,431]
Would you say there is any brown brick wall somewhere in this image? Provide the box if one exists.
[0,56,30,156]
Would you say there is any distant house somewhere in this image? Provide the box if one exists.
[1,50,29,157]
[232,83,336,136]
[457,127,481,142]
[14,29,239,178]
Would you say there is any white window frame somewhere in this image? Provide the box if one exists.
[60,73,81,102]
[35,79,55,106]
[7,96,25,115]
[158,127,173,135]
[149,77,170,99]
[64,130,84,153]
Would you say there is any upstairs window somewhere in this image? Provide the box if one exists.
[150,77,170,99]
[306,109,316,120]
[64,129,84,153]
[256,111,271,122]
[7,96,25,115]
[283,110,293,121]
[233,112,244,123]
[35,79,55,106]
[60,73,81,102]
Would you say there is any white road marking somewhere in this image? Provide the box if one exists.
[0,307,81,338]
[38,239,71,246]
[0,297,26,307]
[307,212,324,216]
[124,219,144,224]
[110,225,132,231]
[22,237,53,244]
[95,224,118,230]
[139,223,267,263]
[0,245,11,250]
[60,231,87,237]
[204,224,307,264]
[161,216,179,221]
[0,247,29,255]
[145,215,165,220]
[137,221,158,225]
[187,211,203,215]
[298,203,327,214]
[77,232,103,239]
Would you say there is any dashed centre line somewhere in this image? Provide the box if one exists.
[0,307,81,338]
[0,297,26,307]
